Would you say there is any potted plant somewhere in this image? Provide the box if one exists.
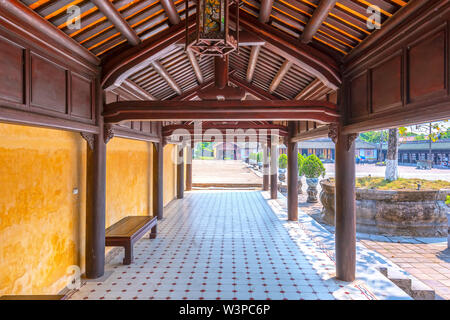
[278,154,287,182]
[297,153,305,194]
[302,154,326,203]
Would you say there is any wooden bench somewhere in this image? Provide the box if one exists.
[105,216,157,265]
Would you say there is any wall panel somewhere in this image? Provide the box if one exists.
[0,36,24,105]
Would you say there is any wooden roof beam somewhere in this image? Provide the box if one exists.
[301,0,337,44]
[269,60,292,93]
[186,49,203,84]
[103,100,339,124]
[122,79,156,100]
[259,0,274,23]
[246,45,261,83]
[151,60,182,95]
[230,75,279,101]
[160,0,181,25]
[295,78,322,100]
[234,9,341,90]
[91,0,141,46]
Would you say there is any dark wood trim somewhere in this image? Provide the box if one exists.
[301,0,337,44]
[0,105,99,134]
[113,126,161,143]
[103,100,340,123]
[291,125,329,142]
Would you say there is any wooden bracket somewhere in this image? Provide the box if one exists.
[104,124,115,144]
[80,132,95,150]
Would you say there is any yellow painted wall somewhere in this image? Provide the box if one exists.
[0,123,86,295]
[163,144,177,206]
[105,138,152,229]
[0,125,178,296]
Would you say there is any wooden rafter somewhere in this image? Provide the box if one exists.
[229,76,279,101]
[151,60,182,95]
[259,0,274,23]
[186,49,203,84]
[101,17,196,88]
[246,45,261,83]
[103,100,339,123]
[160,0,181,25]
[90,0,141,46]
[295,78,322,100]
[301,0,337,44]
[234,9,341,90]
[122,80,156,100]
[269,60,292,93]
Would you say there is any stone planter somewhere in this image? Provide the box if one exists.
[320,180,450,237]
[306,178,319,203]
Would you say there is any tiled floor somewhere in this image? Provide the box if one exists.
[68,190,408,300]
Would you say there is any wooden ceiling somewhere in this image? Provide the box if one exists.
[17,0,410,102]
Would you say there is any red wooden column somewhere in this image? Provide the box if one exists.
[287,122,298,221]
[330,124,357,282]
[177,144,184,199]
[269,136,278,199]
[153,142,164,220]
[262,138,270,191]
[85,82,107,279]
[186,141,193,191]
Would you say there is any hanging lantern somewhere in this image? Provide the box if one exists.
[185,0,239,56]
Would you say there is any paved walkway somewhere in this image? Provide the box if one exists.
[296,187,449,300]
[67,191,408,300]
[192,160,261,186]
[323,163,450,180]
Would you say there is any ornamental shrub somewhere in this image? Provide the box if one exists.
[302,154,326,178]
[278,154,288,169]
[298,153,305,176]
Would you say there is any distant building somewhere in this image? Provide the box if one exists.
[296,138,378,162]
[382,139,450,165]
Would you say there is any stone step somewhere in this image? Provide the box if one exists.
[379,267,435,300]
